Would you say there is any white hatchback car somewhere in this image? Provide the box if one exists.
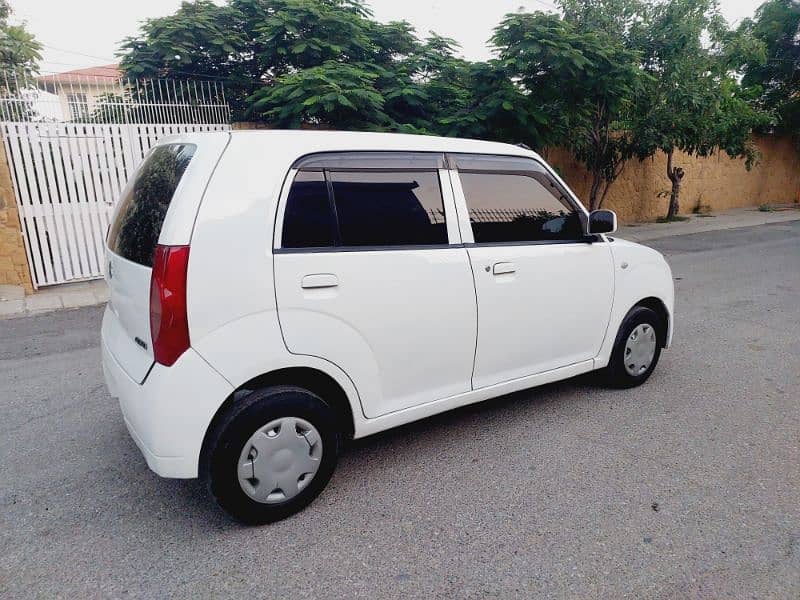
[102,131,674,523]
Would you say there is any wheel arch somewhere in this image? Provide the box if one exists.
[632,296,670,348]
[199,367,356,478]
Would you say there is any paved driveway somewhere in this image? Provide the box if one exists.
[1,222,798,598]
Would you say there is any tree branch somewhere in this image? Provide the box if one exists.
[666,147,675,182]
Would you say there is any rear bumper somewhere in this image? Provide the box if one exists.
[102,309,234,478]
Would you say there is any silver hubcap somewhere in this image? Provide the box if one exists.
[624,323,657,376]
[237,417,323,504]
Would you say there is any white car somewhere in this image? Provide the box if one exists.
[101,131,674,523]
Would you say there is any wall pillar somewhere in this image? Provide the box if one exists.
[0,136,34,293]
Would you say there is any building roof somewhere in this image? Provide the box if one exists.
[37,64,122,93]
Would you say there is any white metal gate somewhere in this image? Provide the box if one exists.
[1,73,230,287]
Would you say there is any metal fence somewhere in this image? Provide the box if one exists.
[1,71,229,125]
[1,71,231,287]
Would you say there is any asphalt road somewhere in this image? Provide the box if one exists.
[1,222,798,599]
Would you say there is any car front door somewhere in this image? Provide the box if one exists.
[273,152,477,418]
[449,153,614,389]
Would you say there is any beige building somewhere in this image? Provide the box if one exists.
[36,64,122,121]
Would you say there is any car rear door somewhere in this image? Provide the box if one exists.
[448,153,614,389]
[104,136,227,383]
[273,152,477,418]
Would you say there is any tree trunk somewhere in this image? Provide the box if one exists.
[588,171,603,211]
[597,181,609,210]
[665,149,685,220]
[598,165,620,210]
[667,179,682,219]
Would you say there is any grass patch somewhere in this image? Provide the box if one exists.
[656,215,691,223]
[758,203,775,212]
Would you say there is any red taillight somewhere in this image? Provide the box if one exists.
[150,244,190,366]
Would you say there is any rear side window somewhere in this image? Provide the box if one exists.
[330,171,446,247]
[107,144,196,266]
[281,171,336,248]
[280,155,448,249]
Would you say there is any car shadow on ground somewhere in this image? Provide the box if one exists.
[134,371,604,530]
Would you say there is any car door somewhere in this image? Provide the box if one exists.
[273,152,477,418]
[105,142,201,383]
[448,153,614,389]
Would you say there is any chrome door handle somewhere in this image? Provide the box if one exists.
[492,262,516,275]
[301,273,339,289]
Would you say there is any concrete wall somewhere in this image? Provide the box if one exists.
[544,135,800,222]
[0,140,33,293]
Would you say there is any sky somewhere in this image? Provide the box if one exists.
[12,0,767,74]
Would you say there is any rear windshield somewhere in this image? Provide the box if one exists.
[107,143,196,266]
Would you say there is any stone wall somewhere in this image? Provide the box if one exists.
[0,140,32,292]
[544,135,800,222]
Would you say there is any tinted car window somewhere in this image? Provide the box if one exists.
[330,171,447,247]
[107,144,195,266]
[459,170,583,243]
[282,170,336,248]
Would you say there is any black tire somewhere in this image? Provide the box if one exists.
[602,306,664,388]
[202,386,340,525]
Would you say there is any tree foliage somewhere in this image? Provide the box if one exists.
[118,0,778,218]
[119,0,546,142]
[0,0,42,81]
[492,9,645,209]
[248,61,388,127]
[0,0,41,120]
[739,0,800,142]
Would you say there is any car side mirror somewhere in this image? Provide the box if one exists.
[588,209,617,235]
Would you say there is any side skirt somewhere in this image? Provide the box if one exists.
[353,359,596,439]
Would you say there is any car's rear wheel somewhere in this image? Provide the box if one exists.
[203,386,340,524]
[603,306,663,388]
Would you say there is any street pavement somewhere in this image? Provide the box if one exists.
[1,222,798,598]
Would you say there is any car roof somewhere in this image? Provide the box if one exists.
[158,129,541,162]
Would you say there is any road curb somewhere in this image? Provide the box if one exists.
[617,210,800,242]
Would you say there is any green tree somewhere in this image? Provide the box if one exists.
[739,0,800,142]
[118,0,550,139]
[559,0,646,40]
[0,0,41,120]
[630,0,771,219]
[245,23,443,129]
[247,61,388,127]
[438,60,546,147]
[0,0,42,80]
[492,10,644,209]
[119,0,418,125]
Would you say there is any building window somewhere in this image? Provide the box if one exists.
[66,92,89,121]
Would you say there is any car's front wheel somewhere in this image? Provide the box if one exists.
[203,386,340,524]
[603,306,664,388]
